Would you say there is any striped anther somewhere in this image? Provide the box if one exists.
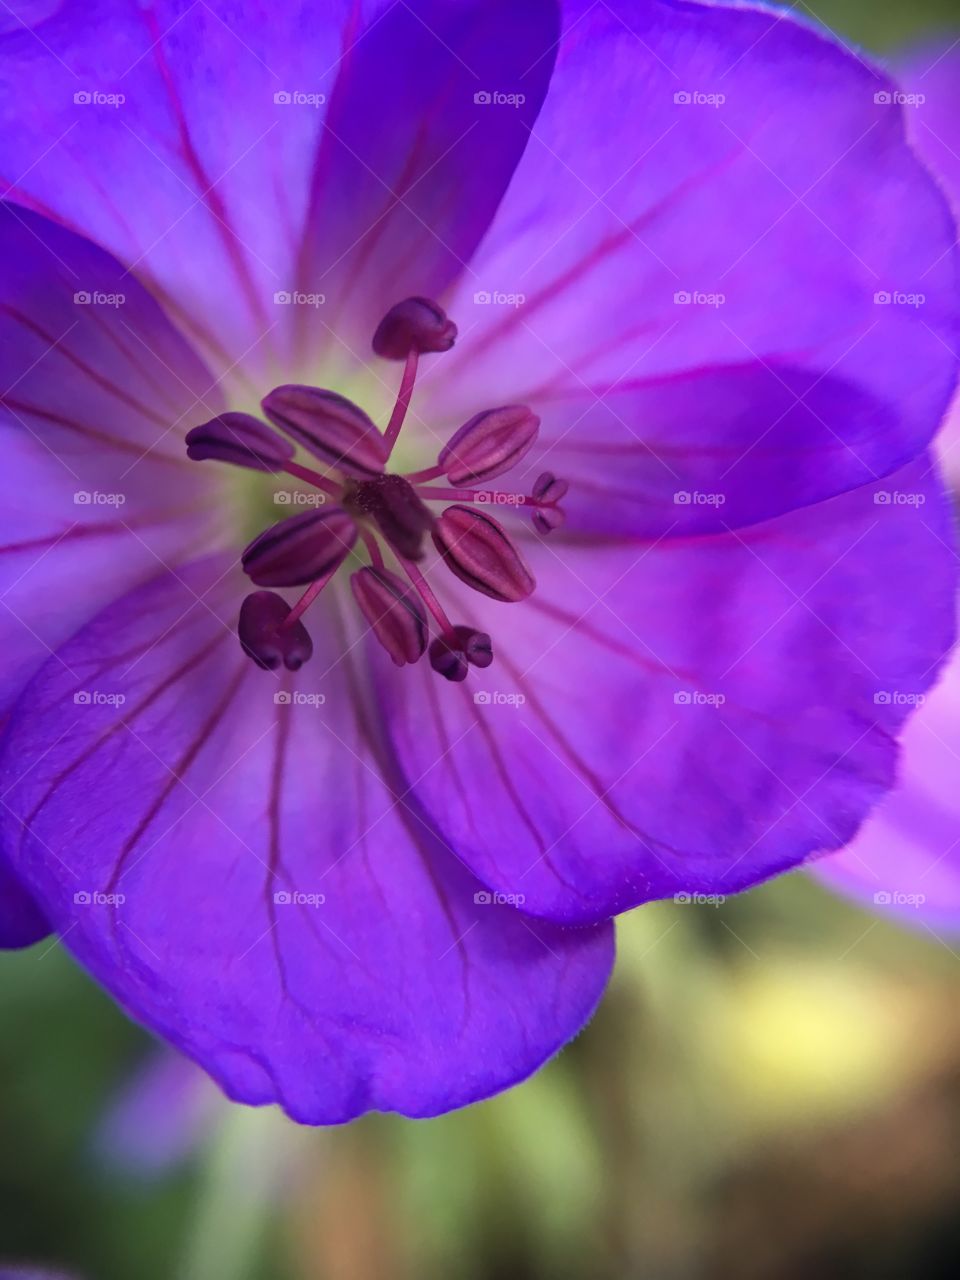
[262,385,388,477]
[439,406,540,486]
[242,508,357,587]
[432,505,535,602]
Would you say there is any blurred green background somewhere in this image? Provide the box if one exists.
[3,2,960,1278]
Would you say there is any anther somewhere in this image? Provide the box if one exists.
[372,297,457,361]
[531,471,569,535]
[432,505,535,602]
[533,472,569,504]
[351,567,428,667]
[439,406,540,486]
[185,412,294,472]
[428,627,493,682]
[262,385,387,477]
[429,636,469,682]
[241,508,357,587]
[238,591,313,671]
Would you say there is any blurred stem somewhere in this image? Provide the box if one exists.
[180,1104,296,1280]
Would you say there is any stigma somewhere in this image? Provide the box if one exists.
[185,298,568,682]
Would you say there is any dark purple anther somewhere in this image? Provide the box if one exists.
[531,471,569,535]
[439,405,540,486]
[429,624,494,681]
[432,505,535,602]
[238,591,313,671]
[347,473,434,561]
[532,506,566,535]
[351,567,428,667]
[532,472,569,504]
[456,625,494,668]
[242,508,357,587]
[429,635,469,682]
[262,385,388,477]
[185,412,295,472]
[372,297,457,360]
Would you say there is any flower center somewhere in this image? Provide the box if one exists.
[184,297,568,682]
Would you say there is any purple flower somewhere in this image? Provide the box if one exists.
[814,42,960,929]
[94,1050,220,1177]
[0,1271,79,1280]
[0,1,957,1122]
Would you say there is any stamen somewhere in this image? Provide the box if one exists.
[400,556,458,639]
[282,557,348,629]
[531,471,569,535]
[532,471,569,505]
[432,505,535,602]
[428,636,469,682]
[239,591,313,670]
[186,412,294,472]
[262,385,388,477]
[372,297,457,361]
[383,349,418,456]
[241,508,357,587]
[412,469,569,536]
[531,505,565,535]
[351,566,428,667]
[189,300,559,688]
[358,525,386,570]
[429,628,494,683]
[438,406,540,486]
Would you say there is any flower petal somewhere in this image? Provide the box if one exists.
[0,0,350,371]
[0,201,220,715]
[0,558,613,1121]
[0,0,559,373]
[807,43,960,933]
[0,848,49,948]
[371,457,956,923]
[811,639,960,931]
[425,0,959,531]
[499,363,912,538]
[0,203,221,947]
[890,42,960,489]
[297,0,560,351]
